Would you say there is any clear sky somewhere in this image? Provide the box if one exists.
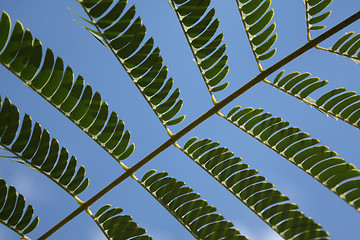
[1,0,360,239]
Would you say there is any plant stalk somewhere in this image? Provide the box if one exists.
[37,10,360,240]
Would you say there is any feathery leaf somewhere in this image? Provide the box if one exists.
[236,0,277,66]
[328,32,360,64]
[304,0,332,33]
[76,0,186,129]
[267,70,360,130]
[182,136,330,239]
[141,169,248,240]
[170,0,229,97]
[0,178,39,239]
[224,105,360,211]
[93,204,152,240]
[0,11,135,164]
[0,96,90,196]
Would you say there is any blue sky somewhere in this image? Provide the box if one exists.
[1,0,360,239]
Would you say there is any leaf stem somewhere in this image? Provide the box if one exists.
[37,10,360,240]
[76,0,175,135]
[0,144,81,200]
[304,0,312,41]
[316,45,360,62]
[235,0,264,71]
[169,0,218,103]
[263,80,360,130]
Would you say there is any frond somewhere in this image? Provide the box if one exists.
[0,178,39,239]
[266,70,360,130]
[223,106,360,211]
[318,31,360,64]
[304,0,332,38]
[236,0,277,70]
[316,87,360,124]
[0,96,89,196]
[169,0,229,101]
[92,204,152,240]
[141,169,248,240]
[181,137,330,239]
[0,11,135,166]
[76,0,186,130]
[269,70,328,99]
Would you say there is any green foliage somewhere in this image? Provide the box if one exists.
[93,204,152,239]
[170,0,230,94]
[0,178,39,239]
[236,0,277,67]
[329,31,360,63]
[0,96,90,196]
[141,169,248,240]
[224,105,360,211]
[266,70,360,130]
[78,0,186,129]
[181,137,330,239]
[0,11,135,164]
[305,0,332,32]
[0,0,359,239]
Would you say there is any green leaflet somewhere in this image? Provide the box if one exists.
[93,204,152,240]
[305,0,332,32]
[237,0,277,62]
[317,88,360,126]
[330,32,360,64]
[268,70,360,130]
[182,137,330,239]
[141,169,248,240]
[271,70,328,98]
[224,105,360,211]
[77,1,185,128]
[0,19,23,66]
[0,178,39,239]
[0,11,11,53]
[88,0,115,19]
[0,11,135,162]
[0,97,89,196]
[171,0,229,95]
